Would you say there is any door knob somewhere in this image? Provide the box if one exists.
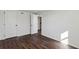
[16,25,18,26]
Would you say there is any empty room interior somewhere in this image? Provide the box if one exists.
[0,10,79,49]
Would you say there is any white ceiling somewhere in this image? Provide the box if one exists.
[25,10,43,13]
[19,10,51,14]
[25,10,52,13]
[20,10,45,13]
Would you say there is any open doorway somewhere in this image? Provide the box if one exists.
[38,16,42,35]
[30,14,42,35]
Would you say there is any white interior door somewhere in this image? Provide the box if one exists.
[31,14,38,34]
[16,11,30,36]
[5,10,17,38]
[0,11,4,40]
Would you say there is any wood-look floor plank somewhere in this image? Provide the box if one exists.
[0,34,77,49]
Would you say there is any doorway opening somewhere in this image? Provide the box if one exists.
[38,16,42,35]
[30,14,42,35]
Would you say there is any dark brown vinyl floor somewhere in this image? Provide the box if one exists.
[0,34,77,49]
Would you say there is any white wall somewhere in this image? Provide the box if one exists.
[5,10,17,38]
[0,10,30,40]
[16,11,30,36]
[30,14,39,34]
[38,10,79,48]
[0,11,4,40]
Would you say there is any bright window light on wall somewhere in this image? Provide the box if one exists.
[61,31,69,40]
[61,39,68,44]
[60,31,69,45]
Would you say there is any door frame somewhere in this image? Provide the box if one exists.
[30,13,42,35]
[38,16,42,35]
